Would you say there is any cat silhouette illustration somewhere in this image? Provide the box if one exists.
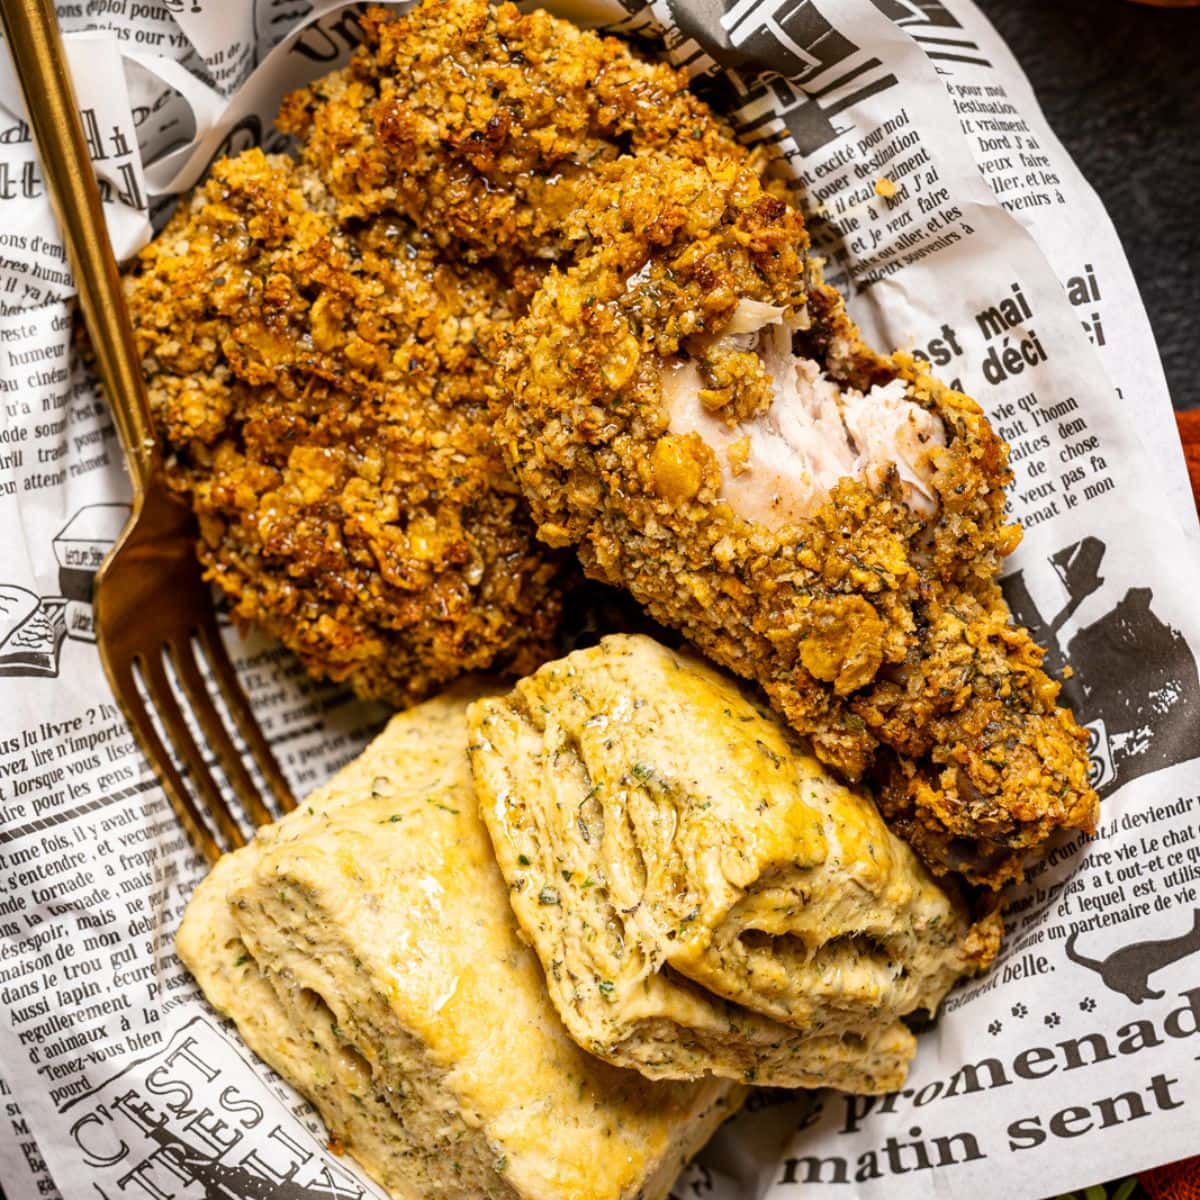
[1065,909,1200,1004]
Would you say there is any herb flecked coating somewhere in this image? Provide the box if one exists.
[125,150,564,704]
[124,0,761,707]
[495,153,1098,888]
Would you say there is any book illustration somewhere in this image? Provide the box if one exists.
[0,582,38,639]
[0,585,67,678]
[0,504,129,677]
[52,502,129,644]
[53,502,129,596]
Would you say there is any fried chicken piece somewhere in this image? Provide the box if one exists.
[276,0,753,274]
[496,154,1097,887]
[126,0,753,706]
[125,148,564,704]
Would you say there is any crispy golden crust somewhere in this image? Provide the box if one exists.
[125,0,760,706]
[277,0,750,271]
[125,149,564,704]
[871,582,1097,884]
[128,0,1094,887]
[496,154,1097,887]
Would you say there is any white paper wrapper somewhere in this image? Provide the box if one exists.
[1,3,1199,1198]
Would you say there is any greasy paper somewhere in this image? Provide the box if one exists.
[1,2,1198,1198]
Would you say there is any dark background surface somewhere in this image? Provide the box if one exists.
[973,0,1200,411]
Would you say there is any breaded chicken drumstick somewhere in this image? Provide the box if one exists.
[495,154,1098,888]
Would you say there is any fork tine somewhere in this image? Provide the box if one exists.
[138,650,247,854]
[196,620,297,814]
[167,637,275,830]
[107,656,223,867]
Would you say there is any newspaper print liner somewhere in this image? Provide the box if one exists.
[0,2,1199,1198]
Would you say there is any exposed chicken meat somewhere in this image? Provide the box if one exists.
[664,301,945,528]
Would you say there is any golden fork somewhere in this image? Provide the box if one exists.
[1,0,296,863]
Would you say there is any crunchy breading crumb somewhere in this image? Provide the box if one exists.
[495,152,1097,888]
[125,149,565,704]
[278,0,753,271]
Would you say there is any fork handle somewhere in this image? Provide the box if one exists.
[1,0,158,496]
